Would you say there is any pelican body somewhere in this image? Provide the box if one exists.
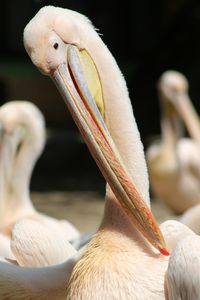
[0,100,79,258]
[2,6,198,300]
[23,6,172,299]
[146,71,200,214]
[165,235,200,300]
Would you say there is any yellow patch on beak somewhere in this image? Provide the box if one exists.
[78,49,105,119]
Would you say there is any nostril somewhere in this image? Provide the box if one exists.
[53,42,59,50]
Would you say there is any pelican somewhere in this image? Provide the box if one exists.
[0,220,79,300]
[165,234,200,300]
[0,218,77,267]
[0,100,80,256]
[146,70,200,214]
[179,203,200,234]
[11,218,77,267]
[0,6,195,299]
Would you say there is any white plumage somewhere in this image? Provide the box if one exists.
[165,234,200,300]
[0,101,80,258]
[0,6,197,300]
[146,70,200,213]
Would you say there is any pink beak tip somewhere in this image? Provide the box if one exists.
[158,246,170,256]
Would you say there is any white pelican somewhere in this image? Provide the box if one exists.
[146,70,200,214]
[0,100,80,254]
[0,6,196,299]
[165,234,200,300]
[11,218,77,267]
[0,254,78,300]
[179,203,200,234]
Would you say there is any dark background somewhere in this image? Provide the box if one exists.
[0,0,200,193]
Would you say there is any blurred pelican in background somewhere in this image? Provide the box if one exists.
[146,70,200,214]
[179,203,200,234]
[0,101,80,258]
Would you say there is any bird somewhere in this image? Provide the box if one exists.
[0,100,80,258]
[11,218,77,267]
[0,253,78,300]
[146,70,200,214]
[0,219,79,300]
[164,234,200,300]
[0,6,195,299]
[0,217,77,267]
[179,203,200,234]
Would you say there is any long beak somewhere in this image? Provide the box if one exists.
[52,45,169,256]
[172,94,200,145]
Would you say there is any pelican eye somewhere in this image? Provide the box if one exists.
[53,42,59,50]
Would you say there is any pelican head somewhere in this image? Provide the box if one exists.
[24,6,91,75]
[0,101,45,155]
[24,6,169,255]
[158,70,189,111]
[158,70,200,146]
[0,101,47,232]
